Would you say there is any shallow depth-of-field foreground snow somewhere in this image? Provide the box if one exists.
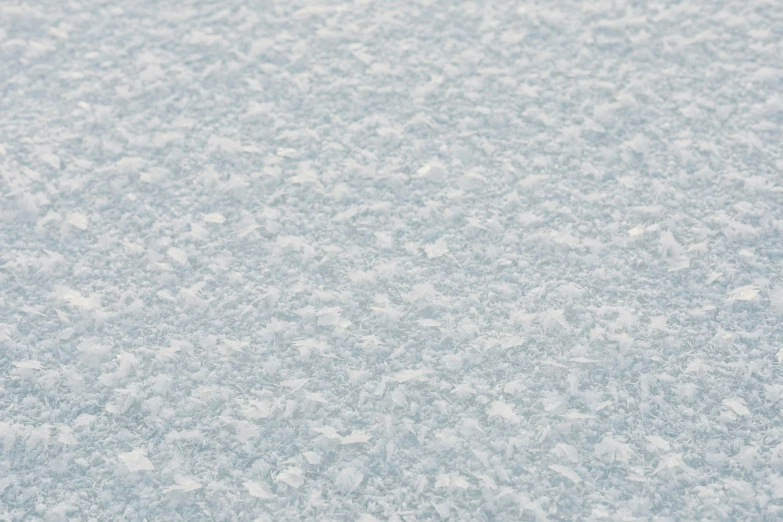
[1,0,782,520]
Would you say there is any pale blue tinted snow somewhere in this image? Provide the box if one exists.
[1,1,783,520]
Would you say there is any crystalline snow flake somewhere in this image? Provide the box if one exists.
[166,247,189,265]
[244,481,274,499]
[390,368,432,383]
[424,239,449,259]
[119,449,154,472]
[723,398,750,416]
[341,431,371,445]
[66,212,89,230]
[728,285,760,301]
[13,360,44,370]
[164,475,202,493]
[416,162,446,182]
[203,212,227,223]
[275,467,305,489]
[313,426,341,439]
[336,467,364,493]
[548,465,582,484]
[487,400,519,422]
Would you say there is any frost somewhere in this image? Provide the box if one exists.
[244,481,274,499]
[645,436,671,453]
[435,473,470,489]
[2,1,780,519]
[275,467,305,489]
[55,286,101,311]
[73,414,96,429]
[370,305,403,324]
[769,287,783,315]
[648,315,670,335]
[728,285,760,301]
[203,212,226,224]
[772,477,783,499]
[458,172,488,191]
[723,398,750,416]
[341,431,371,445]
[119,449,154,472]
[550,443,579,463]
[424,239,449,259]
[594,434,633,463]
[560,411,596,420]
[316,307,344,326]
[390,368,431,383]
[487,400,519,423]
[13,360,43,370]
[56,425,76,446]
[667,257,691,272]
[500,335,525,349]
[302,451,321,465]
[164,475,202,494]
[304,392,328,404]
[313,426,341,440]
[335,467,364,493]
[548,465,582,484]
[653,454,687,475]
[66,212,89,230]
[166,247,188,265]
[416,162,447,182]
[281,378,309,392]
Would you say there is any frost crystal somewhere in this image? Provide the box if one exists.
[118,449,154,472]
[1,0,780,519]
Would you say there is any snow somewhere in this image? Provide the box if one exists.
[164,475,202,494]
[335,466,364,494]
[548,464,582,484]
[728,284,761,301]
[1,0,782,520]
[275,467,305,489]
[203,212,227,224]
[65,212,88,230]
[118,449,154,472]
[244,480,274,499]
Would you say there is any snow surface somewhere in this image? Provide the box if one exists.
[1,0,782,520]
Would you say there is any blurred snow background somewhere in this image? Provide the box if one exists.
[1,0,782,520]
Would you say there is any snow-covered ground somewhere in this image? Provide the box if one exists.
[1,0,782,520]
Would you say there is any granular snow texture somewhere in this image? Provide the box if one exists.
[1,1,783,521]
